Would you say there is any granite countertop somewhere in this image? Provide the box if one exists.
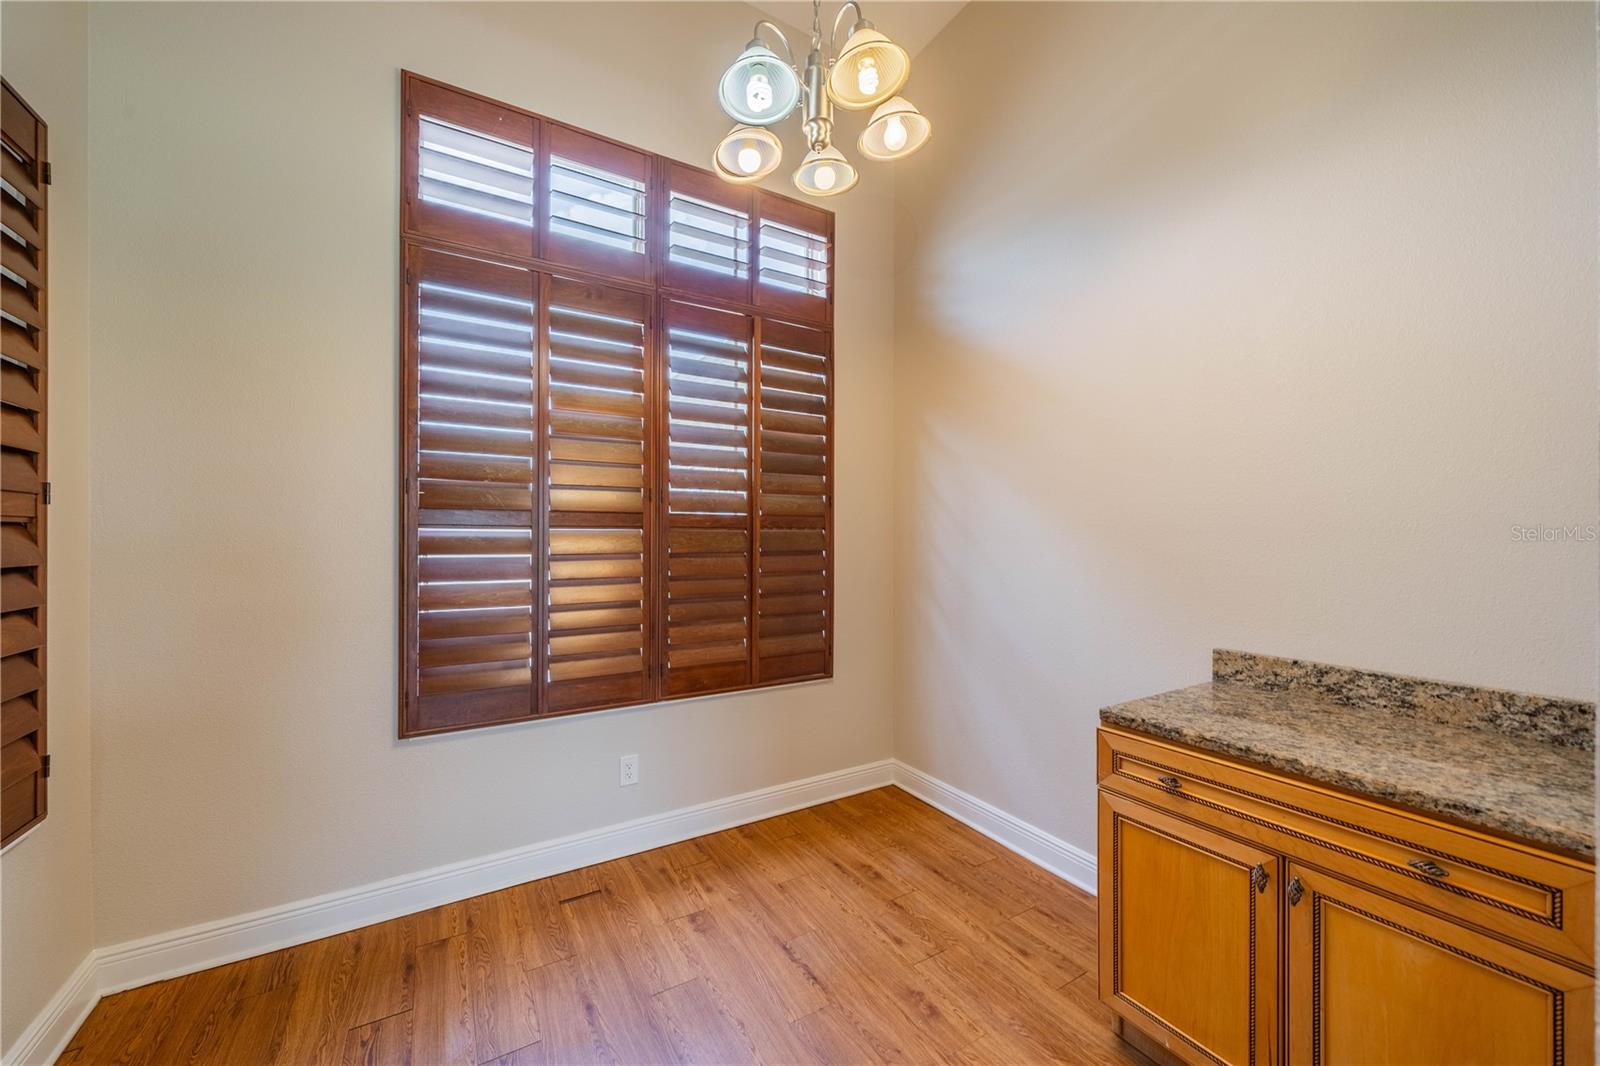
[1100,651,1596,859]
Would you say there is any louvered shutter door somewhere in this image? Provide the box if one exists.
[755,319,831,682]
[404,245,539,735]
[660,301,755,696]
[543,126,650,285]
[0,80,46,845]
[662,162,752,305]
[405,78,538,260]
[755,194,832,323]
[541,276,654,712]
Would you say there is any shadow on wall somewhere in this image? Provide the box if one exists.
[892,0,1598,838]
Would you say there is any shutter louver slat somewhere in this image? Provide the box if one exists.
[662,302,753,695]
[755,320,831,682]
[0,79,45,845]
[408,247,538,733]
[1,695,40,746]
[542,277,653,713]
[668,196,749,281]
[757,222,827,295]
[0,148,39,205]
[419,118,534,229]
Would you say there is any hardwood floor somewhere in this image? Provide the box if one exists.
[57,787,1149,1065]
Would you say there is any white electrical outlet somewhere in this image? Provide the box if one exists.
[620,754,640,787]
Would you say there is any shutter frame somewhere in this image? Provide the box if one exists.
[401,243,541,736]
[542,125,653,285]
[1,78,47,845]
[661,162,754,306]
[659,300,755,697]
[403,77,539,261]
[754,317,833,683]
[541,275,656,713]
[754,193,833,324]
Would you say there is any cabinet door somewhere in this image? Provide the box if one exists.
[1287,863,1594,1066]
[1099,790,1281,1066]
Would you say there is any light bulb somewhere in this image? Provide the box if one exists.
[856,56,879,96]
[813,164,837,191]
[746,69,773,114]
[883,115,908,152]
[736,145,762,174]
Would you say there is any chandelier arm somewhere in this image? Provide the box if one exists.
[828,0,866,61]
[751,19,800,72]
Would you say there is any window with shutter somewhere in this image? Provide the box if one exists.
[542,277,654,712]
[755,319,832,681]
[662,162,752,304]
[405,246,539,735]
[756,196,832,322]
[406,80,538,259]
[0,79,48,845]
[543,126,650,283]
[399,73,835,736]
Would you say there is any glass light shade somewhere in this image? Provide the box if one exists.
[793,145,859,197]
[717,41,801,126]
[858,97,931,161]
[713,125,782,184]
[826,25,910,110]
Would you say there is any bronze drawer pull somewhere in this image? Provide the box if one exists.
[1251,863,1270,893]
[1288,877,1304,906]
[1157,775,1182,790]
[1408,858,1450,879]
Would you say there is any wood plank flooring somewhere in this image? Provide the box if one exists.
[58,787,1149,1065]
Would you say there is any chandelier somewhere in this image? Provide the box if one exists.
[711,0,931,197]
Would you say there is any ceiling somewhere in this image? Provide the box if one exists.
[747,1,968,58]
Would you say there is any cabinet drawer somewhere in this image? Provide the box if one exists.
[1098,727,1594,968]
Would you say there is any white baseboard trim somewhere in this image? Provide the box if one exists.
[4,951,98,1066]
[6,758,894,1066]
[892,761,1098,894]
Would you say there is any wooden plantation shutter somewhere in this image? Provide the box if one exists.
[405,246,539,735]
[406,80,538,259]
[399,73,835,735]
[0,80,47,844]
[659,301,754,696]
[755,196,832,322]
[544,127,651,284]
[661,162,752,305]
[755,319,832,681]
[542,277,654,712]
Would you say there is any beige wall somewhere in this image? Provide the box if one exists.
[893,3,1598,854]
[85,1,896,947]
[0,1,95,1052]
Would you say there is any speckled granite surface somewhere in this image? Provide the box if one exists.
[1101,651,1595,858]
[1213,649,1594,750]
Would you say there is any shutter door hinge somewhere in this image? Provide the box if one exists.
[41,754,51,779]
[41,162,52,186]
[41,481,51,505]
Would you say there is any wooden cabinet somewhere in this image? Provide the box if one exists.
[1287,864,1593,1066]
[1097,726,1595,1066]
[1099,791,1280,1066]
